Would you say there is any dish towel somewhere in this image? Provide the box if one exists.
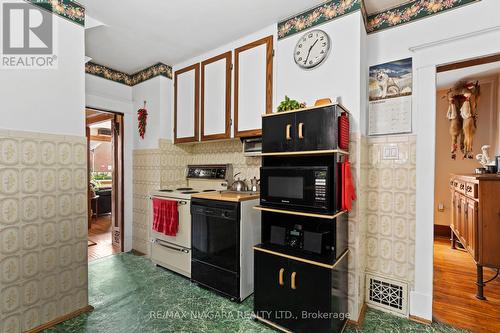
[152,198,179,236]
[341,161,357,211]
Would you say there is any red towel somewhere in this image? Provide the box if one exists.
[341,161,356,211]
[152,198,179,236]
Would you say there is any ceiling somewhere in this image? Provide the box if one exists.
[437,61,500,89]
[81,0,409,73]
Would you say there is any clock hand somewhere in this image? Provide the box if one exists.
[303,39,319,64]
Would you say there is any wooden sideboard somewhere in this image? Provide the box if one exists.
[449,174,500,299]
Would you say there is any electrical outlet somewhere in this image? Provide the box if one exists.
[382,144,399,160]
[438,203,444,212]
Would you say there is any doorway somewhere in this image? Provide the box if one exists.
[433,57,500,332]
[86,108,125,261]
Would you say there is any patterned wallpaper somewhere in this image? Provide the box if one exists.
[85,62,173,86]
[132,139,260,256]
[0,130,88,332]
[365,135,416,289]
[27,0,85,26]
[366,0,480,33]
[346,133,368,321]
[277,0,481,37]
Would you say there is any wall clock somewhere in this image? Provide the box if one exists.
[293,29,331,69]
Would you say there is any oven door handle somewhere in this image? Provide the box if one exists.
[154,240,190,253]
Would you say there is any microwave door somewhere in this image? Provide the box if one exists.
[261,168,317,209]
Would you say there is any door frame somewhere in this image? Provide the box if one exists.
[410,28,500,321]
[86,107,125,252]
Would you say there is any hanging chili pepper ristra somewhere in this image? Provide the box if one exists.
[137,101,148,139]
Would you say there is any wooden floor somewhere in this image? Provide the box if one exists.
[88,215,120,261]
[433,237,500,333]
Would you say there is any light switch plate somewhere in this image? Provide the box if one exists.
[382,144,399,160]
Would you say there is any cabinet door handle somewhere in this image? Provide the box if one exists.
[291,272,297,290]
[278,268,285,286]
[285,124,292,140]
[298,122,304,139]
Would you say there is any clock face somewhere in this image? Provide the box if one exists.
[293,29,331,69]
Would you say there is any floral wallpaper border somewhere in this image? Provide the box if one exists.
[278,0,361,40]
[26,0,85,26]
[366,0,481,33]
[85,62,173,86]
[278,0,481,38]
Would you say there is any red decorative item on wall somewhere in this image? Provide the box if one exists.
[137,101,148,139]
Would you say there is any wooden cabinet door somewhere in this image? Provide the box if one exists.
[254,251,293,329]
[466,199,478,261]
[262,113,295,153]
[174,64,199,143]
[287,260,333,333]
[450,188,456,233]
[295,106,338,152]
[453,192,462,238]
[234,36,273,138]
[460,195,468,246]
[201,52,231,141]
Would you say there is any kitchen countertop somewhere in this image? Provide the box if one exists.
[191,191,260,202]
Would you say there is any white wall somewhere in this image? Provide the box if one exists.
[276,12,365,132]
[0,14,85,136]
[132,76,172,149]
[367,0,500,321]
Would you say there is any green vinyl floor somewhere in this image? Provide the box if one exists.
[44,253,467,333]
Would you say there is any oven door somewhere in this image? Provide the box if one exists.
[260,166,330,212]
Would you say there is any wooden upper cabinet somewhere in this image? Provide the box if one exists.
[174,63,200,143]
[201,51,232,141]
[234,36,273,138]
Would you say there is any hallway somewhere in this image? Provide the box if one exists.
[433,237,500,333]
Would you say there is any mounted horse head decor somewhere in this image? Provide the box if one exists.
[445,81,480,159]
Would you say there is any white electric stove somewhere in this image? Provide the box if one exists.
[149,164,233,278]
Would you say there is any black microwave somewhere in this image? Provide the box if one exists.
[260,166,336,214]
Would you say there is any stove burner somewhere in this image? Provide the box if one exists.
[176,187,193,191]
[159,189,173,192]
[181,191,199,194]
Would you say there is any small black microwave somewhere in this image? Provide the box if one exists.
[260,166,336,214]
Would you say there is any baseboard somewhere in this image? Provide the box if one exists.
[434,224,450,238]
[347,302,367,327]
[409,314,432,326]
[130,249,146,256]
[25,305,94,333]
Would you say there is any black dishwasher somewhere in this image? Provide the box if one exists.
[191,198,240,300]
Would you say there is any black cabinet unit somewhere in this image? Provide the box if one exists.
[262,104,348,154]
[254,248,348,333]
[255,103,350,333]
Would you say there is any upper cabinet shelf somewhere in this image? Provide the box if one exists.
[262,104,350,154]
[174,64,200,143]
[234,36,273,138]
[173,36,274,143]
[201,51,232,141]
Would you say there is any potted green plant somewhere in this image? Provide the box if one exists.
[277,96,306,112]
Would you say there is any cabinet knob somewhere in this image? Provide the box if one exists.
[278,268,284,286]
[285,124,292,140]
[291,272,297,290]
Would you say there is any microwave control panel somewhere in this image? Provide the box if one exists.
[314,170,327,202]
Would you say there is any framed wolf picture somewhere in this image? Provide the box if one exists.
[368,57,413,135]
